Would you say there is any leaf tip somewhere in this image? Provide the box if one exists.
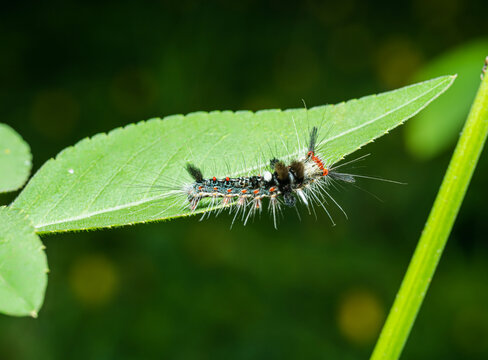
[444,74,457,89]
[30,310,38,318]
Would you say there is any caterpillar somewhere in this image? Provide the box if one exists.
[180,126,360,228]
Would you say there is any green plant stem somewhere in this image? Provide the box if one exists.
[371,68,488,360]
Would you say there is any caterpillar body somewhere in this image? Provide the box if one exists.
[181,126,357,227]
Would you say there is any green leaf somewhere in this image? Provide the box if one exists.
[12,76,455,234]
[0,206,48,317]
[0,123,32,193]
[405,39,488,160]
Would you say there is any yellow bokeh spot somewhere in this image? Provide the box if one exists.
[184,225,234,267]
[375,38,423,88]
[30,89,79,139]
[69,254,119,308]
[110,68,158,116]
[451,306,488,356]
[4,148,11,154]
[337,289,385,346]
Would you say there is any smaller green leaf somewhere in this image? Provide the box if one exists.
[0,123,32,193]
[0,206,48,317]
[405,39,488,160]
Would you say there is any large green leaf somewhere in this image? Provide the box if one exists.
[0,206,48,317]
[12,76,455,233]
[0,123,32,193]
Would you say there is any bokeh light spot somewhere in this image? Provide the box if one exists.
[110,68,158,117]
[413,0,461,29]
[274,44,321,97]
[30,89,79,139]
[376,38,423,88]
[184,225,234,267]
[69,253,119,308]
[337,288,385,346]
[451,306,488,357]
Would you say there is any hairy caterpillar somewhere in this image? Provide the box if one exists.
[180,126,362,228]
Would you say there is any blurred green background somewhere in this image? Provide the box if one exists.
[1,1,488,359]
